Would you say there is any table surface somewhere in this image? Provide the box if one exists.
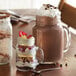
[0,10,76,76]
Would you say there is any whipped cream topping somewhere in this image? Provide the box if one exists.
[18,36,35,46]
[37,4,61,18]
[27,37,35,46]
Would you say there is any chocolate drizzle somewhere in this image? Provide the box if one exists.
[0,53,9,63]
[0,31,11,39]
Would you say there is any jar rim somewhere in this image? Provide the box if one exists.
[36,15,58,26]
[0,12,10,19]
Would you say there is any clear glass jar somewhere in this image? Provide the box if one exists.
[0,12,12,65]
[16,36,44,71]
[33,16,70,62]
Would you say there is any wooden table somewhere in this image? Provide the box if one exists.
[0,9,76,76]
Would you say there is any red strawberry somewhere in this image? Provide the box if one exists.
[27,35,32,39]
[19,31,27,37]
[22,31,27,36]
[19,31,23,37]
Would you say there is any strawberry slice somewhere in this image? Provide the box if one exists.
[27,35,32,39]
[22,31,27,36]
[19,31,23,37]
[19,31,27,37]
[28,46,34,50]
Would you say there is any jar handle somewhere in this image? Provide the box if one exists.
[63,26,71,53]
[36,47,44,63]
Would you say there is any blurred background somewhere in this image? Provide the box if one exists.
[0,0,60,9]
[0,0,76,29]
[0,0,75,9]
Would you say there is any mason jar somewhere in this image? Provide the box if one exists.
[33,15,71,62]
[0,12,12,65]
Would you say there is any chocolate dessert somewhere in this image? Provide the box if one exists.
[33,4,64,62]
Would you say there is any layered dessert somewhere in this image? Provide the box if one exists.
[16,31,39,71]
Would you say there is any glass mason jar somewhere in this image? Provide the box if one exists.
[0,12,12,65]
[33,16,71,62]
[16,37,44,71]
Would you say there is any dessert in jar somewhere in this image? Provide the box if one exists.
[16,31,44,71]
[0,12,12,65]
[33,4,70,62]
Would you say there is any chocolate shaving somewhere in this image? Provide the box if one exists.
[45,8,48,10]
[44,4,58,9]
[65,63,68,67]
[60,64,62,67]
[47,4,51,8]
[74,54,76,57]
